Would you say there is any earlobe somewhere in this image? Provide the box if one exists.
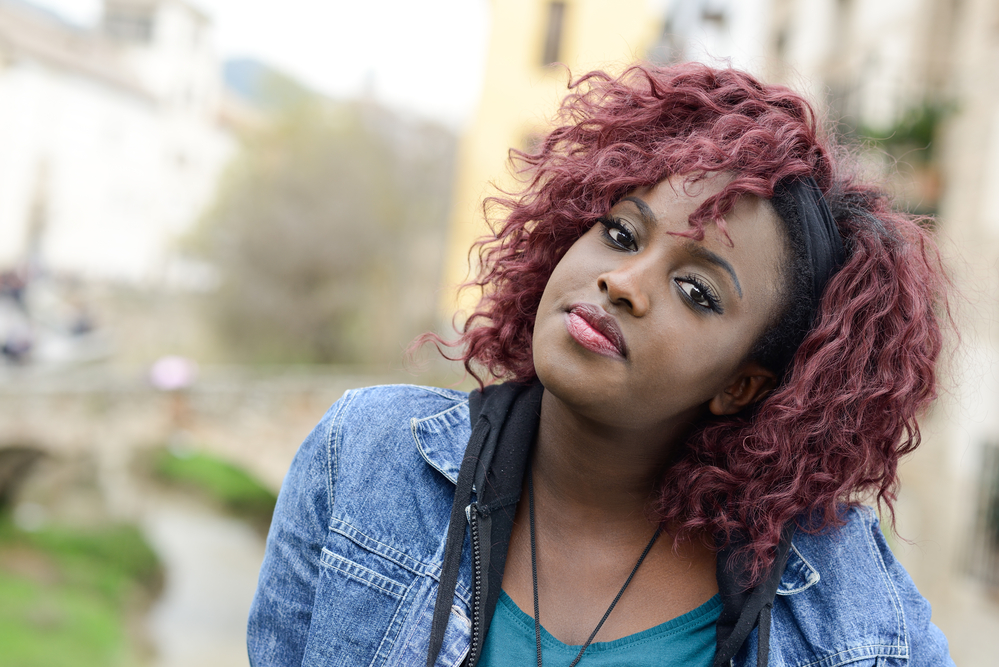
[708,362,778,416]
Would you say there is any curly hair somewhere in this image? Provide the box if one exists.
[431,62,948,583]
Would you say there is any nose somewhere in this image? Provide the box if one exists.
[597,258,651,316]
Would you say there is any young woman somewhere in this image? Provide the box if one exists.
[248,63,954,667]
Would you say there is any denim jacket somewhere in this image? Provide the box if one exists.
[247,384,954,667]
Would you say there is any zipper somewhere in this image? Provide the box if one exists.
[467,503,483,667]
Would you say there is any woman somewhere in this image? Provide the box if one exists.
[248,63,953,666]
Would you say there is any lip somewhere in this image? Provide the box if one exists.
[565,303,627,359]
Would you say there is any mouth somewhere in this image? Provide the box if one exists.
[565,303,627,359]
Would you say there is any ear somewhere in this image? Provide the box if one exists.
[708,361,778,416]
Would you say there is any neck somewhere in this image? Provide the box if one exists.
[531,388,693,531]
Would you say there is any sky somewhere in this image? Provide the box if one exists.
[31,0,491,127]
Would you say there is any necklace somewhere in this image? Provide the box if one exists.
[527,465,663,667]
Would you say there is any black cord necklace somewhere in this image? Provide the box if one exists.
[527,465,663,667]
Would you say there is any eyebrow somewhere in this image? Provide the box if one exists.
[621,195,743,299]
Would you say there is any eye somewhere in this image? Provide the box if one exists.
[675,276,723,313]
[598,217,637,251]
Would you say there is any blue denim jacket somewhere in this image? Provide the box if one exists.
[247,384,954,667]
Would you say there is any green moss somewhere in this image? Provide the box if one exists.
[152,448,277,525]
[0,518,158,667]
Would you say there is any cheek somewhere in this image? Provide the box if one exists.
[534,239,600,324]
[643,322,754,400]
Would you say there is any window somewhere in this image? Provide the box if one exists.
[541,2,566,66]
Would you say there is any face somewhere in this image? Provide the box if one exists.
[532,173,788,438]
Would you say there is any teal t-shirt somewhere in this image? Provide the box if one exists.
[478,591,722,667]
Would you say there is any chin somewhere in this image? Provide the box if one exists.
[536,352,629,419]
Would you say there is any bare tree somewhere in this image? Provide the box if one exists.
[195,102,455,366]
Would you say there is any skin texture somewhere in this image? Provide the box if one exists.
[501,174,789,645]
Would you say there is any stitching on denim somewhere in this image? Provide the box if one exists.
[396,591,471,667]
[450,602,470,626]
[398,582,440,662]
[396,586,429,662]
[327,390,355,519]
[777,542,821,595]
[415,604,471,667]
[412,420,459,485]
[331,518,430,575]
[321,548,408,598]
[859,506,907,655]
[797,643,908,667]
[369,578,416,667]
[412,398,469,425]
[445,604,472,667]
[414,386,469,401]
[329,518,472,604]
[413,399,470,484]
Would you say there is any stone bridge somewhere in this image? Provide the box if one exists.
[0,366,423,493]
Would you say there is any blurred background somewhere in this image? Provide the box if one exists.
[0,0,997,664]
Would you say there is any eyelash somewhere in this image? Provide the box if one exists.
[598,217,637,251]
[675,275,723,314]
[597,217,723,314]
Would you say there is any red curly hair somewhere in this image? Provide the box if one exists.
[433,63,947,583]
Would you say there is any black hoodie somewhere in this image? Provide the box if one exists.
[426,382,793,667]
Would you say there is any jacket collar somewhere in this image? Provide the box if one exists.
[412,398,471,485]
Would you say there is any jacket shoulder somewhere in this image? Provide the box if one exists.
[340,383,468,415]
[331,383,470,488]
[767,506,952,666]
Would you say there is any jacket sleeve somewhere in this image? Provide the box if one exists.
[246,393,348,666]
[869,515,955,667]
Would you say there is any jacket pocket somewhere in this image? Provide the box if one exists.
[301,548,411,667]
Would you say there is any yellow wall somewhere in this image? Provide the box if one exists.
[442,0,664,316]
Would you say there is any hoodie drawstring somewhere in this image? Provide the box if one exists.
[756,602,772,667]
[425,419,489,667]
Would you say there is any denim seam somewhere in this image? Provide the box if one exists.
[330,518,431,575]
[860,507,908,656]
[327,389,355,516]
[412,398,469,423]
[321,548,408,598]
[369,579,415,667]
[412,400,470,485]
[395,585,430,662]
[777,542,821,595]
[412,386,469,401]
[396,580,470,666]
[446,604,472,667]
[329,518,472,604]
[796,643,908,667]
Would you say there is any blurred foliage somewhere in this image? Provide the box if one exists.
[193,99,455,366]
[151,447,277,529]
[224,58,316,114]
[854,100,954,216]
[0,516,160,667]
[858,100,955,163]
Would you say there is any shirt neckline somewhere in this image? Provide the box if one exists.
[496,590,722,653]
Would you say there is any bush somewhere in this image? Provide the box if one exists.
[151,448,277,527]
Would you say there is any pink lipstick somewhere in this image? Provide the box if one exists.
[565,304,627,359]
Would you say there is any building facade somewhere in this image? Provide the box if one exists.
[442,0,664,309]
[0,0,232,283]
